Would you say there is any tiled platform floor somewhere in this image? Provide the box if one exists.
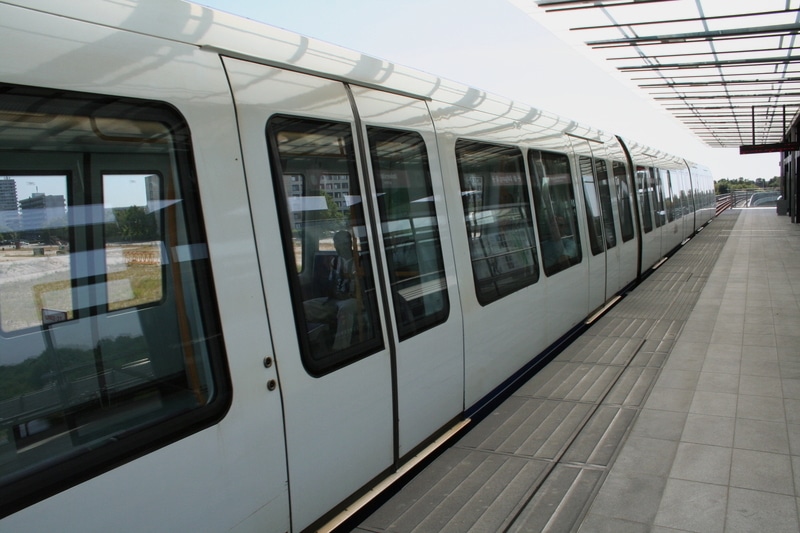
[351,208,800,533]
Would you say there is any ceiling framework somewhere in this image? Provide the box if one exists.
[533,0,800,150]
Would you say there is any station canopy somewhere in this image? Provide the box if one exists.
[529,0,800,152]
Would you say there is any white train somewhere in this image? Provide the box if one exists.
[0,1,715,531]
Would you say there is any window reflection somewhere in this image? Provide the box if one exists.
[368,127,449,339]
[529,150,582,276]
[456,140,539,304]
[268,116,383,374]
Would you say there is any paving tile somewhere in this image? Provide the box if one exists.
[668,340,710,359]
[655,369,700,390]
[733,418,790,454]
[726,488,799,532]
[705,343,742,361]
[611,436,678,477]
[681,414,735,447]
[745,312,775,326]
[743,333,778,347]
[645,387,693,413]
[653,479,727,533]
[629,409,687,441]
[710,329,743,345]
[739,356,780,377]
[669,442,731,485]
[738,374,783,397]
[696,372,739,394]
[729,449,794,495]
[778,360,800,380]
[577,514,651,533]
[736,394,786,422]
[781,378,800,400]
[662,353,705,373]
[701,356,741,375]
[787,423,800,456]
[588,471,666,524]
[689,391,737,418]
[741,343,779,359]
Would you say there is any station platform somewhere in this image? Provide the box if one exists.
[350,208,800,533]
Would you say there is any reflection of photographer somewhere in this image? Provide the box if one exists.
[304,231,358,351]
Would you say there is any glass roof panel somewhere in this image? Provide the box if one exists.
[529,0,800,148]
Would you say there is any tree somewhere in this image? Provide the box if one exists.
[112,206,158,242]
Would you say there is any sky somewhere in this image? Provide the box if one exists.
[13,175,148,208]
[195,0,779,182]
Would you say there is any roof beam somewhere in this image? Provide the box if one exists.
[570,9,797,32]
[610,46,800,63]
[618,55,800,72]
[537,0,677,13]
[588,24,800,48]
[639,78,800,88]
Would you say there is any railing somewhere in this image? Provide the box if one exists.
[716,188,781,215]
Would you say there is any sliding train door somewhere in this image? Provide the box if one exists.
[224,59,394,531]
[574,141,620,310]
[224,59,464,530]
[351,87,464,459]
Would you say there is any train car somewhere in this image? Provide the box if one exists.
[0,1,715,531]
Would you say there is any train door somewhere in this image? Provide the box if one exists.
[223,59,394,531]
[350,87,464,458]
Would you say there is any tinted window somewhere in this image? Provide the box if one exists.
[636,166,654,233]
[529,150,582,276]
[612,161,635,242]
[267,116,383,375]
[368,127,448,340]
[0,84,228,514]
[580,157,605,256]
[653,168,666,228]
[456,140,539,304]
[670,171,684,220]
[661,169,675,223]
[595,159,617,250]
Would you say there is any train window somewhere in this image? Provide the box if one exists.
[612,161,635,242]
[104,174,164,311]
[679,174,689,219]
[267,116,383,375]
[579,157,605,256]
[636,166,654,233]
[367,127,449,340]
[669,171,684,221]
[529,150,582,276]
[595,160,616,250]
[653,169,666,228]
[456,140,539,305]
[0,84,228,513]
[661,169,675,223]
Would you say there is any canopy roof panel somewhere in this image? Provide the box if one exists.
[532,0,800,148]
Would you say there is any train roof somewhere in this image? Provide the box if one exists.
[2,0,702,171]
